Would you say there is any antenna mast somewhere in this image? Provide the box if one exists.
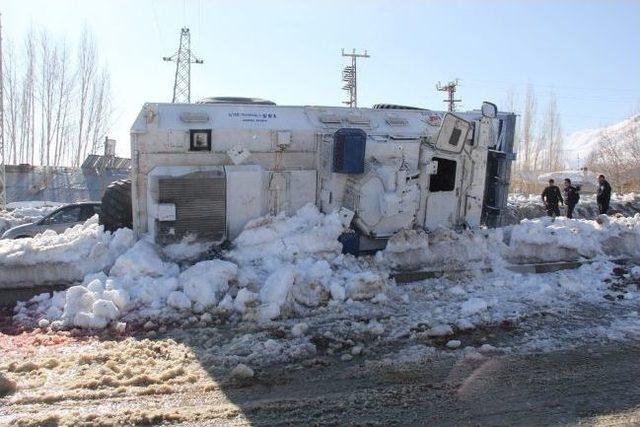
[341,48,370,108]
[436,79,461,112]
[162,28,203,103]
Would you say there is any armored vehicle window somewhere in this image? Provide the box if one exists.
[448,128,462,146]
[189,129,212,151]
[429,157,457,192]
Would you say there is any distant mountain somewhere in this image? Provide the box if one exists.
[564,115,640,168]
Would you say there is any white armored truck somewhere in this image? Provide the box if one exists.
[100,97,516,253]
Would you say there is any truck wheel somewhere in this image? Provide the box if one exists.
[100,179,133,232]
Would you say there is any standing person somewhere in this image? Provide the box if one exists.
[541,179,564,217]
[597,174,612,215]
[563,178,579,219]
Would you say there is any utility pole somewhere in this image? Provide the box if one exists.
[163,28,203,103]
[341,48,370,108]
[0,13,6,209]
[436,79,461,112]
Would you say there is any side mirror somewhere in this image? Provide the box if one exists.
[481,102,498,118]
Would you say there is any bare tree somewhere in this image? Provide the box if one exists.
[2,41,20,164]
[2,26,112,167]
[521,85,536,172]
[539,94,564,171]
[587,125,640,192]
[19,30,36,165]
[75,27,97,166]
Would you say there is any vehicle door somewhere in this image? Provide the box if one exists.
[424,113,470,229]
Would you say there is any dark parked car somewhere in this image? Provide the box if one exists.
[1,202,101,239]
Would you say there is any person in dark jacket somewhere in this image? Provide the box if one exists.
[562,178,579,219]
[597,174,612,215]
[541,179,564,217]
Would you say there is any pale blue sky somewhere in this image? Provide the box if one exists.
[3,0,640,157]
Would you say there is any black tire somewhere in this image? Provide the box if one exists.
[100,179,133,232]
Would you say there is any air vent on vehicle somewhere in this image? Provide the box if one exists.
[319,114,343,124]
[156,170,226,244]
[385,116,409,126]
[196,97,276,105]
[373,104,424,110]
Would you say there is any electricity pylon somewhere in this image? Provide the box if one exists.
[163,28,203,103]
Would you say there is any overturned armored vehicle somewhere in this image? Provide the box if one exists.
[102,98,516,253]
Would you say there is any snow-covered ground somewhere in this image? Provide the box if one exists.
[506,192,640,224]
[4,202,638,368]
[0,201,63,234]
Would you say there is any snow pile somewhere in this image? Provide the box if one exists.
[0,215,134,269]
[0,201,62,234]
[13,203,639,332]
[227,204,384,321]
[504,215,640,263]
[379,227,497,271]
[15,204,388,329]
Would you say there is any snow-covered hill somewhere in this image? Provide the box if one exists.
[565,115,640,168]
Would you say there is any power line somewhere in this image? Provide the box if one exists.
[464,77,640,94]
[341,48,370,108]
[150,0,166,52]
[162,28,203,103]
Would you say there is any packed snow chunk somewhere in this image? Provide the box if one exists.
[426,324,454,337]
[92,299,119,320]
[461,298,488,316]
[234,288,258,314]
[345,272,386,300]
[167,291,192,310]
[179,260,238,306]
[74,311,108,329]
[231,363,254,379]
[330,283,346,301]
[381,228,492,271]
[446,340,462,349]
[110,239,177,278]
[505,218,599,263]
[162,234,211,262]
[229,204,344,264]
[291,259,332,307]
[61,285,92,325]
[102,288,130,311]
[367,319,385,335]
[218,294,234,311]
[259,268,295,321]
[291,322,309,337]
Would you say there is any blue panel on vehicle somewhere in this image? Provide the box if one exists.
[333,128,366,174]
[338,231,360,256]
